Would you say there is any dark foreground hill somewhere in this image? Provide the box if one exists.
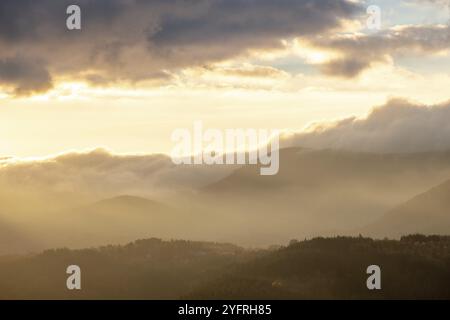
[188,235,450,299]
[0,235,449,299]
[0,238,251,299]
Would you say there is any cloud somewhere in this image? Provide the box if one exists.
[0,56,52,95]
[311,24,450,77]
[176,64,291,90]
[0,148,236,199]
[283,98,450,153]
[0,0,359,95]
[412,0,450,8]
[3,98,450,198]
[213,65,289,79]
[318,57,376,78]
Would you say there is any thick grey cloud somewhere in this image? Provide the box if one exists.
[318,58,371,78]
[0,56,52,95]
[283,99,450,153]
[0,0,359,95]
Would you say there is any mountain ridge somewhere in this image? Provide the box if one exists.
[361,179,450,238]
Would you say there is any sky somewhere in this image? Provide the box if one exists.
[1,0,450,158]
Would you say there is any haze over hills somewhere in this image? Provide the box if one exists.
[361,179,450,238]
[91,195,166,211]
[199,148,450,244]
[2,0,450,301]
[0,219,36,255]
[2,147,450,254]
[0,194,176,254]
[28,195,186,252]
[0,148,238,223]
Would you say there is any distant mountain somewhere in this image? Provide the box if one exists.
[49,195,182,249]
[199,148,450,244]
[86,195,168,215]
[0,218,36,255]
[206,148,450,194]
[361,179,450,238]
[3,148,450,252]
[0,193,235,253]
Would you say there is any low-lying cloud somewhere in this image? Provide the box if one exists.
[283,98,450,153]
[0,149,236,201]
[3,99,450,200]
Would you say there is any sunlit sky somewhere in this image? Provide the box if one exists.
[1,0,450,158]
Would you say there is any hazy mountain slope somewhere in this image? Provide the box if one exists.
[0,195,44,255]
[82,195,170,219]
[0,150,241,252]
[0,195,181,253]
[37,195,184,250]
[0,219,35,255]
[206,148,450,194]
[3,148,450,251]
[27,194,238,252]
[63,194,257,250]
[361,180,450,238]
[199,148,450,244]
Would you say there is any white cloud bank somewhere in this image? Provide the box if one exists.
[0,149,236,201]
[283,98,450,153]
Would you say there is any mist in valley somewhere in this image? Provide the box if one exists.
[2,147,450,255]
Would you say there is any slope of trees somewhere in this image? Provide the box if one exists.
[188,235,450,299]
[0,238,253,299]
[0,235,449,299]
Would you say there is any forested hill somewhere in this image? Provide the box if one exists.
[188,235,450,299]
[0,238,253,300]
[0,235,449,299]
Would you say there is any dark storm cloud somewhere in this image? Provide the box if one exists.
[149,0,355,46]
[0,0,359,95]
[0,0,127,43]
[0,56,52,95]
